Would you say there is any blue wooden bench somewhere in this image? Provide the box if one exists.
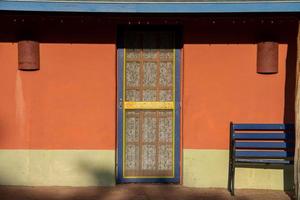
[228,122,295,195]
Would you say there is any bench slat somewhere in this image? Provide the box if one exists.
[233,133,292,140]
[235,151,293,158]
[235,158,291,164]
[232,124,294,130]
[235,141,293,149]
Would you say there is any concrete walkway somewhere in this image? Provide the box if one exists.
[0,184,293,200]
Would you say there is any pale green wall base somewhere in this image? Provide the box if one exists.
[183,149,293,190]
[0,150,115,186]
[0,149,293,188]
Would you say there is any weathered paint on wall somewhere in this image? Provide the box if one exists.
[0,150,115,186]
[182,39,293,190]
[0,43,116,150]
[0,42,117,186]
[183,149,293,189]
[183,43,288,149]
[0,23,295,188]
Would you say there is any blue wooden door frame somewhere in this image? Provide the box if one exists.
[117,27,181,183]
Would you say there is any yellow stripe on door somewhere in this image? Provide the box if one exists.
[124,101,174,110]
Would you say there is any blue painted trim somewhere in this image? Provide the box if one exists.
[1,1,300,13]
[235,151,293,158]
[116,47,124,183]
[174,47,181,182]
[118,177,180,183]
[235,141,292,148]
[235,158,292,164]
[233,123,294,130]
[233,133,293,140]
[116,29,181,183]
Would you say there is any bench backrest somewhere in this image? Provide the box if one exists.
[230,123,295,163]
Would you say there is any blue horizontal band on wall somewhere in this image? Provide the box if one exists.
[0,1,300,13]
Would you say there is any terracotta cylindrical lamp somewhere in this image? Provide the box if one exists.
[18,40,40,71]
[257,41,278,74]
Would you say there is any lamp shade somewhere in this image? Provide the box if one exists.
[257,41,278,74]
[18,40,40,71]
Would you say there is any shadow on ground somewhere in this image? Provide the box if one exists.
[0,162,293,200]
[0,184,293,200]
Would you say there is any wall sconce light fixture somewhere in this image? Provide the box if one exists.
[257,41,278,74]
[18,40,40,71]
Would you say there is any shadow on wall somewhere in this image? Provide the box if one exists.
[283,24,297,195]
[0,12,298,199]
[0,155,291,199]
[0,13,116,43]
[0,180,290,200]
[185,18,298,194]
[78,160,115,186]
[0,163,240,200]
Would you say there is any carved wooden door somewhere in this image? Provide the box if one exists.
[117,29,180,183]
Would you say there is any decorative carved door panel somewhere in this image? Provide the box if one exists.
[117,29,180,183]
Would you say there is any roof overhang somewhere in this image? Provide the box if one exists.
[0,1,300,13]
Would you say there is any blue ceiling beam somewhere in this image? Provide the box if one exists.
[0,1,300,13]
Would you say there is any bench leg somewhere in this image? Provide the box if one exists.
[231,163,236,196]
[227,160,232,193]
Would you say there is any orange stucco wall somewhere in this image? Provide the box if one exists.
[183,43,288,149]
[0,42,116,149]
[0,27,294,151]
